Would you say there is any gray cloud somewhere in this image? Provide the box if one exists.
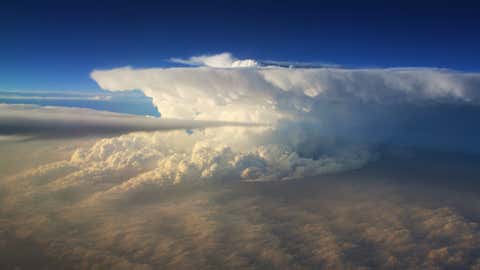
[0,104,260,139]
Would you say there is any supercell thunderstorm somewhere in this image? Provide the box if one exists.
[2,53,480,269]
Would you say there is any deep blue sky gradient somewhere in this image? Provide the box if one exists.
[1,0,479,91]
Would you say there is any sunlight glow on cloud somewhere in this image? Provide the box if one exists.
[3,53,480,269]
[171,52,259,68]
[5,52,480,191]
[92,52,480,156]
[92,62,480,123]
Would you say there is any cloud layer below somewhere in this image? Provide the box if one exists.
[2,144,480,269]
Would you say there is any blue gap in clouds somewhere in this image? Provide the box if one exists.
[0,90,161,117]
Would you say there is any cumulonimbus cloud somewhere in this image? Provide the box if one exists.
[91,53,480,154]
[5,52,480,191]
[3,53,480,269]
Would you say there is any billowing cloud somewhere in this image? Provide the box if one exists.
[92,54,480,156]
[171,52,339,69]
[92,64,480,122]
[0,104,260,139]
[171,52,259,68]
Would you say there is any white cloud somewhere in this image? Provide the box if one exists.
[171,52,259,68]
[91,53,480,160]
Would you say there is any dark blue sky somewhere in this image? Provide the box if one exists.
[1,0,479,91]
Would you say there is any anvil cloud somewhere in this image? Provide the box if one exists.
[92,56,480,122]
